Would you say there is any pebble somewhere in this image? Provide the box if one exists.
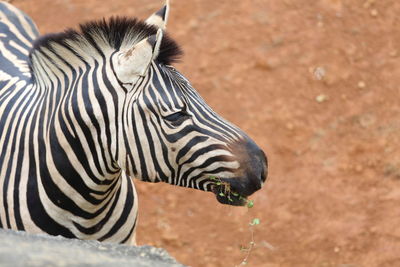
[316,94,329,103]
[286,122,294,130]
[313,66,326,80]
[389,50,398,57]
[254,56,282,70]
[161,232,181,247]
[357,81,366,89]
[370,9,378,17]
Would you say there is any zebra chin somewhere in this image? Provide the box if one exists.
[210,175,264,206]
[211,183,248,206]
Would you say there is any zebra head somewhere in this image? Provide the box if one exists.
[111,2,268,206]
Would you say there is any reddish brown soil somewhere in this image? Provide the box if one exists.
[12,0,400,266]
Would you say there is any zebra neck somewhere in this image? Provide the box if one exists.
[28,45,124,183]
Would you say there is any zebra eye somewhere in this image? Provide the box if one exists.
[163,111,189,123]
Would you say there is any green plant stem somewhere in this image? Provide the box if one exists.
[236,222,256,266]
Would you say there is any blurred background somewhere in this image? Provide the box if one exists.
[12,0,400,266]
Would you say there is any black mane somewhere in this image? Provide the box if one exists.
[30,16,182,65]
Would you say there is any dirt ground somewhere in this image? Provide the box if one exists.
[11,0,400,266]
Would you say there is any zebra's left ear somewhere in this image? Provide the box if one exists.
[113,29,163,85]
[145,0,169,30]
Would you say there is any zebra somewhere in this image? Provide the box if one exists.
[0,1,268,245]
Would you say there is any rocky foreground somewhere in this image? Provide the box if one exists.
[0,229,186,267]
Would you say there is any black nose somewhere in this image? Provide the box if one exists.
[226,138,268,197]
[245,139,268,185]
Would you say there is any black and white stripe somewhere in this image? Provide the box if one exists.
[0,2,267,244]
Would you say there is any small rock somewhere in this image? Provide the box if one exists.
[254,56,282,70]
[389,50,398,57]
[161,232,181,247]
[313,66,326,80]
[334,246,340,253]
[188,19,199,30]
[357,81,366,89]
[370,9,378,17]
[286,122,294,130]
[316,94,329,103]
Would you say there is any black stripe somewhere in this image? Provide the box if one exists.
[26,96,75,238]
[179,154,236,185]
[12,90,37,231]
[120,216,137,244]
[0,89,33,229]
[98,176,135,241]
[80,61,106,176]
[176,136,209,164]
[148,117,175,182]
[101,62,120,167]
[73,180,122,235]
[135,104,151,181]
[91,60,119,174]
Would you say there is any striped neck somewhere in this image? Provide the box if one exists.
[28,45,123,184]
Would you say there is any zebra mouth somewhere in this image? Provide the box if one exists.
[209,177,248,206]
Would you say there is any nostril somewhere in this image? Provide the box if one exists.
[259,150,268,183]
[260,166,267,183]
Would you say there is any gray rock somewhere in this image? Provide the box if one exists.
[0,229,186,267]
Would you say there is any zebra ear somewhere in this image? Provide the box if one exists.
[145,0,169,30]
[114,29,163,84]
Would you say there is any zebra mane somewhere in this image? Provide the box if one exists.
[29,16,182,66]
